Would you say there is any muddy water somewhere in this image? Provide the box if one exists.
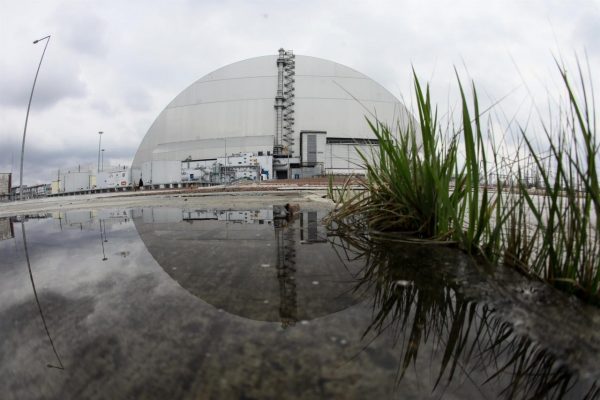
[0,207,598,399]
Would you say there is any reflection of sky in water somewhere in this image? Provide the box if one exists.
[0,212,150,311]
[0,209,598,400]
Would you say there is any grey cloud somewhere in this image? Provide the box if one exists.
[90,99,115,116]
[53,5,109,57]
[121,85,153,112]
[0,136,137,185]
[575,13,600,54]
[1,0,598,186]
[0,55,87,109]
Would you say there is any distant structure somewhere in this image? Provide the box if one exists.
[45,164,132,196]
[10,183,51,199]
[132,49,416,188]
[0,173,11,201]
[13,50,416,198]
[50,164,95,194]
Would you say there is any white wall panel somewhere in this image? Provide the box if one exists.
[326,143,378,172]
[64,172,91,192]
[152,135,274,162]
[149,161,181,184]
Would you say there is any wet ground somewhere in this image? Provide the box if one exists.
[0,206,598,399]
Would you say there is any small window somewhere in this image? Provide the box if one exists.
[258,151,263,156]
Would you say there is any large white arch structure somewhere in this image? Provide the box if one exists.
[132,50,414,185]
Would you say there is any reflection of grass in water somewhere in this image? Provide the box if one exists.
[326,62,599,304]
[331,233,599,399]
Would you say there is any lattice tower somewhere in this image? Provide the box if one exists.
[281,51,295,152]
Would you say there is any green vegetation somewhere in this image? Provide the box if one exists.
[326,64,600,304]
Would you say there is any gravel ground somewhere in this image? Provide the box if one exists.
[0,187,335,217]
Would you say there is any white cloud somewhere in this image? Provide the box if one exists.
[0,0,598,184]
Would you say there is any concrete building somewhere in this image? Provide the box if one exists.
[132,49,416,186]
[10,184,51,199]
[49,164,95,194]
[97,166,132,190]
[0,173,11,201]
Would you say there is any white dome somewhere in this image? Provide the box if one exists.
[132,53,413,169]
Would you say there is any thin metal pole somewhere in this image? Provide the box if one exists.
[19,35,51,201]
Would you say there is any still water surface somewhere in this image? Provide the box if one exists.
[0,207,598,399]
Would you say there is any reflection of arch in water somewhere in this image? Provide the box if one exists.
[132,207,364,325]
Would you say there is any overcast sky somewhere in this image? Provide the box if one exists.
[1,0,599,185]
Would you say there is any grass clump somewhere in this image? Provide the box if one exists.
[326,64,600,304]
[328,71,510,258]
[519,63,600,301]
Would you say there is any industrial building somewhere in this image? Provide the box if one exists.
[10,183,51,199]
[132,49,415,187]
[0,173,11,201]
[50,165,95,194]
[47,165,132,195]
[96,166,133,190]
[10,50,414,198]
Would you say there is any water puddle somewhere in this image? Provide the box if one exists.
[0,207,598,399]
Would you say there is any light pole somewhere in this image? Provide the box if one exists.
[19,35,51,201]
[97,131,103,173]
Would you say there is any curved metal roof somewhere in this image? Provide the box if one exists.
[133,54,413,167]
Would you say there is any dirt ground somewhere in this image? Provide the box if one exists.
[0,187,335,218]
